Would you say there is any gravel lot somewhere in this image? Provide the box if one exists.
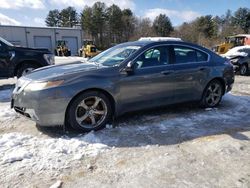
[0,58,249,188]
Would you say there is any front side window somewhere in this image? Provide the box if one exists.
[134,46,170,69]
[174,46,208,64]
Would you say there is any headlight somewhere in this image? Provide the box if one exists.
[230,58,240,64]
[43,54,55,65]
[24,80,64,91]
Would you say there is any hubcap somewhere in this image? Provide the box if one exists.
[22,68,35,76]
[205,83,222,106]
[75,96,107,129]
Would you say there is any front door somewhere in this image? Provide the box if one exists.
[119,46,177,112]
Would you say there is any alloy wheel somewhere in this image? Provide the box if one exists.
[75,96,108,129]
[205,82,222,107]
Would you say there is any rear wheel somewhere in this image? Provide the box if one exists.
[16,63,39,78]
[239,64,248,76]
[67,91,112,132]
[83,52,87,58]
[200,80,223,108]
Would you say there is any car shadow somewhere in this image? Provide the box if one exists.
[37,94,250,147]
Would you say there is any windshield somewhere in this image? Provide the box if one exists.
[0,37,14,46]
[89,45,141,66]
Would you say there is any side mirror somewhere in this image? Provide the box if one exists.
[121,61,134,75]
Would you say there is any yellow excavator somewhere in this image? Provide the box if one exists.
[54,40,71,56]
[79,40,100,58]
[212,34,250,54]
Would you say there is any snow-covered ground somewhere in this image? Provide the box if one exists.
[0,132,109,171]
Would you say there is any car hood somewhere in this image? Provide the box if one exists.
[13,46,50,53]
[23,62,103,81]
[223,54,245,59]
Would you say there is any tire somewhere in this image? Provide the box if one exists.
[54,50,58,56]
[79,50,82,57]
[16,63,39,78]
[68,51,71,56]
[58,50,62,56]
[67,91,113,132]
[239,64,248,76]
[200,80,223,108]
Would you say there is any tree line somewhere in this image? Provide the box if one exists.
[45,2,250,49]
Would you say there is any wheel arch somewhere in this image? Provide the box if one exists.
[64,88,116,126]
[204,77,226,96]
[14,60,41,76]
[241,62,248,68]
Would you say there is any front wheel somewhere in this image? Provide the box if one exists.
[200,80,223,108]
[67,91,113,132]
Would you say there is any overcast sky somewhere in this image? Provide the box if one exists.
[0,0,249,27]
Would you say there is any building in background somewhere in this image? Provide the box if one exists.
[0,25,83,56]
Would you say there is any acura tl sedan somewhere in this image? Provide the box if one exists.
[11,38,234,132]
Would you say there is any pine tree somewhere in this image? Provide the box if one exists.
[60,7,78,27]
[45,9,61,27]
[153,14,173,37]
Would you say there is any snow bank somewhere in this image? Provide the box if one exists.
[0,132,109,172]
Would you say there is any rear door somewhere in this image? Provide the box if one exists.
[119,45,177,111]
[171,45,210,102]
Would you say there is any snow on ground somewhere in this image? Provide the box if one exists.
[0,103,17,123]
[0,131,109,176]
[0,89,18,124]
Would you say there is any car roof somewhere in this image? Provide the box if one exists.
[117,40,207,50]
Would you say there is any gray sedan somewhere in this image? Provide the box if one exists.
[11,39,234,132]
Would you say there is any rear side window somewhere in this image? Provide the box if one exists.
[173,45,208,64]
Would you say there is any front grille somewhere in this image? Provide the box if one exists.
[14,106,31,118]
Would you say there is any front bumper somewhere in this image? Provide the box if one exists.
[11,84,71,126]
[233,64,239,72]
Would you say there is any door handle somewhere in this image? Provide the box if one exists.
[161,70,174,75]
[199,67,207,71]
